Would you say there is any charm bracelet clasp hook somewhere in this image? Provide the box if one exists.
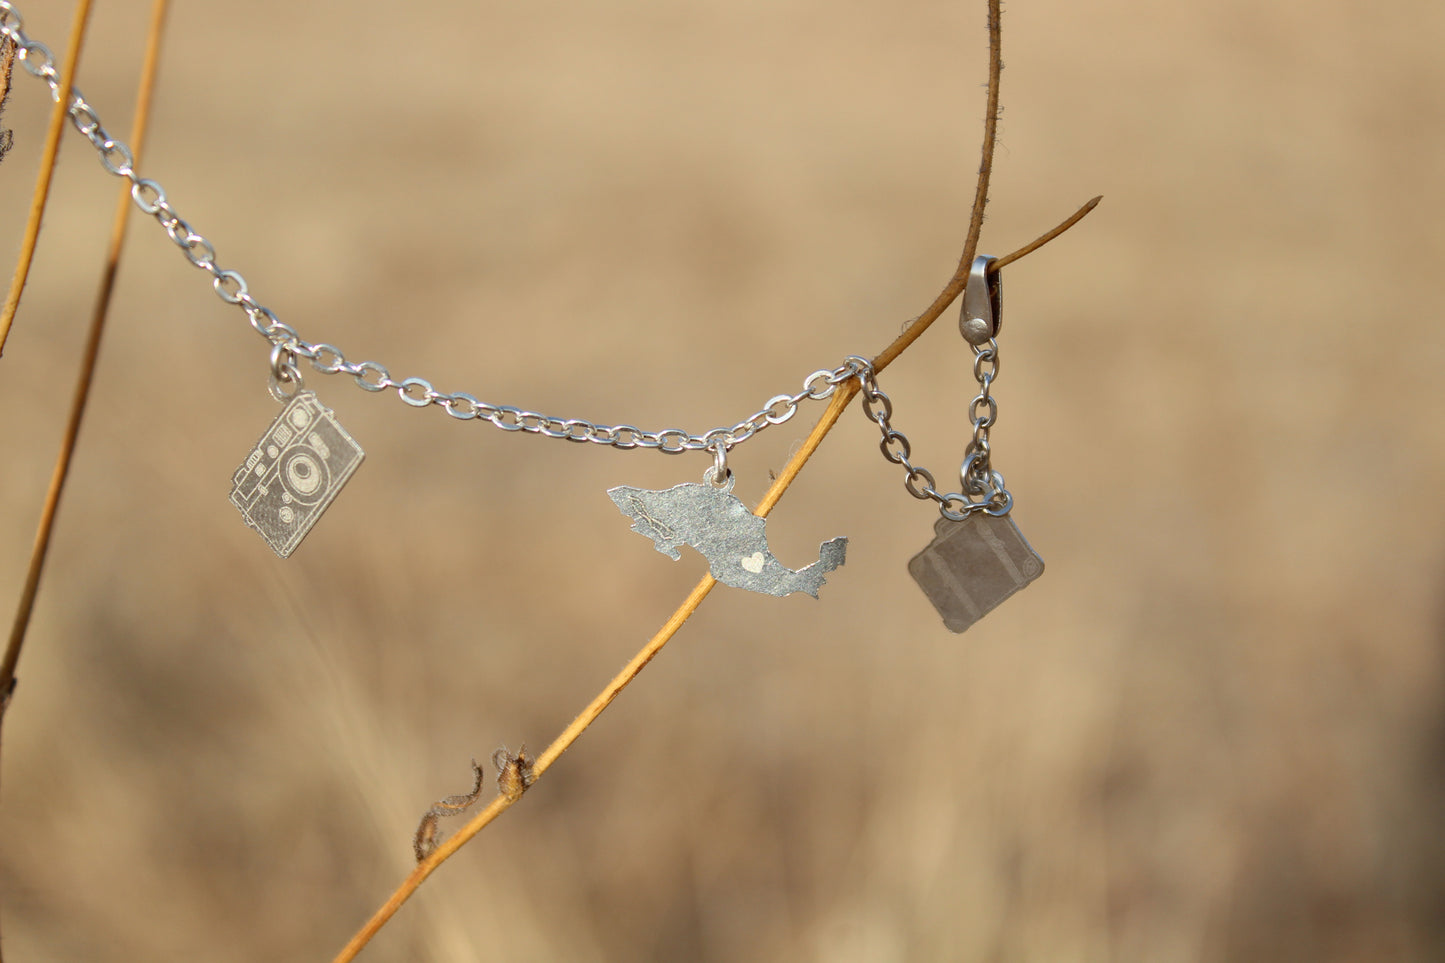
[959,254,1002,346]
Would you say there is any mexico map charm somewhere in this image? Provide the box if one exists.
[608,474,847,598]
[229,391,364,557]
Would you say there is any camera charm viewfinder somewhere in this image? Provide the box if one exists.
[229,347,364,558]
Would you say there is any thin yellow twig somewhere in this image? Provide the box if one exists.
[328,201,1104,958]
[333,8,1107,963]
[0,0,96,355]
[872,0,1002,375]
[330,574,721,962]
[333,175,1100,953]
[337,197,1098,949]
[330,3,1023,960]
[0,0,170,705]
[992,196,1102,272]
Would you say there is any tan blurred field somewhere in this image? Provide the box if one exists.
[2,1,1443,960]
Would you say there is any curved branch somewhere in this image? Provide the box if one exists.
[992,195,1101,272]
[872,0,1001,375]
[330,207,1096,963]
[0,4,169,959]
[330,3,1099,959]
[760,195,1098,516]
[1,0,168,708]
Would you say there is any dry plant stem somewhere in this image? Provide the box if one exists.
[872,0,1001,374]
[334,4,1008,960]
[992,196,1101,272]
[333,9,1100,963]
[329,206,1096,963]
[0,8,100,956]
[0,0,96,712]
[331,206,1101,963]
[0,5,168,934]
[0,0,95,355]
[0,0,169,714]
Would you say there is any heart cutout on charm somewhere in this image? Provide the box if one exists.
[740,552,766,574]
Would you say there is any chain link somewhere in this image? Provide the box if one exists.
[0,2,878,456]
[854,347,1012,522]
[288,342,870,454]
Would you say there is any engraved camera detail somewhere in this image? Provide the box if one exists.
[908,513,1043,633]
[229,391,364,558]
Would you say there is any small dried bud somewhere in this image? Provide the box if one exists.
[492,744,536,801]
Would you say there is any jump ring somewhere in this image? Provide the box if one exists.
[710,444,730,486]
[267,343,304,401]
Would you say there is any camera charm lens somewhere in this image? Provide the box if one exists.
[229,349,365,557]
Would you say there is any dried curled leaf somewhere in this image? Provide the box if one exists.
[412,758,486,862]
[0,42,15,164]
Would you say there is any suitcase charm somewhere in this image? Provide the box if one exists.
[907,512,1043,632]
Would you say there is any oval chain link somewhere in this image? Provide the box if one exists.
[0,3,871,456]
[852,347,1013,521]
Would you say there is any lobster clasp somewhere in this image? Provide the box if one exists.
[959,255,1002,345]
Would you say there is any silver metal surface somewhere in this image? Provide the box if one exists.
[960,254,1002,345]
[709,444,730,487]
[908,513,1042,632]
[267,343,305,402]
[229,391,364,558]
[607,471,847,598]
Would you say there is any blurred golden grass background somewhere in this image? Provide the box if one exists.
[3,0,1444,959]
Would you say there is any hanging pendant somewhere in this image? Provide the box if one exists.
[229,390,364,557]
[908,512,1042,632]
[608,470,847,598]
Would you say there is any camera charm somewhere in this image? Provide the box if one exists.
[608,451,848,598]
[228,346,365,558]
[860,257,1043,632]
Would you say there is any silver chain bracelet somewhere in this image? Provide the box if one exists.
[0,2,869,459]
[1,2,1047,630]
